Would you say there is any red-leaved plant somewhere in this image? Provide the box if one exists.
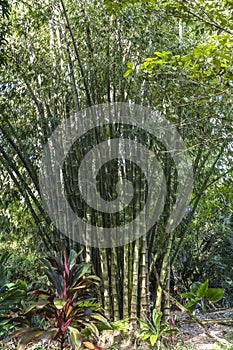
[9,250,109,350]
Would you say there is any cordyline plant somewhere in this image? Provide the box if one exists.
[8,250,109,350]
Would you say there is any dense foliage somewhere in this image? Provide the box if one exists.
[0,1,232,344]
[1,250,109,349]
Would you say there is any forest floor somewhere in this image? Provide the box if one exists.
[1,309,233,350]
[176,308,233,350]
[98,309,233,349]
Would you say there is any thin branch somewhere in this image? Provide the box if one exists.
[65,31,80,113]
[0,146,46,220]
[2,163,41,227]
[0,120,40,192]
[171,144,226,265]
[177,0,233,35]
[60,0,93,106]
[205,166,233,190]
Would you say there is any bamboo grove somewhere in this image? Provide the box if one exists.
[0,0,232,323]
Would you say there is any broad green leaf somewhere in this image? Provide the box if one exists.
[35,299,50,309]
[4,283,15,289]
[181,292,195,298]
[16,280,27,290]
[111,318,129,331]
[154,51,170,58]
[95,323,112,331]
[196,280,209,297]
[152,310,162,329]
[82,321,99,338]
[8,328,31,340]
[150,334,158,346]
[86,275,101,282]
[141,332,151,340]
[0,319,12,326]
[190,282,202,294]
[138,319,150,330]
[24,303,38,314]
[185,297,201,311]
[205,288,224,302]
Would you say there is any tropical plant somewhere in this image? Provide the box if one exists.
[0,279,30,338]
[8,250,109,350]
[0,252,31,339]
[0,251,11,286]
[181,279,224,312]
[138,309,178,348]
[111,318,130,333]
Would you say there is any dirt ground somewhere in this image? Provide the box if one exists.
[172,309,233,350]
[98,309,233,349]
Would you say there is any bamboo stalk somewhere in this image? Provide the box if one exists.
[130,240,139,323]
[155,231,174,313]
[111,248,120,320]
[140,235,148,317]
[123,244,129,319]
[60,0,92,106]
[100,249,111,319]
